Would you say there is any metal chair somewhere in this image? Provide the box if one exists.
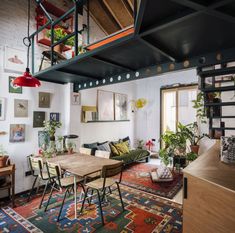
[28,155,50,208]
[45,161,85,221]
[80,162,125,225]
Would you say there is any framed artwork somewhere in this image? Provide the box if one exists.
[33,111,45,128]
[14,99,28,117]
[9,124,25,143]
[71,92,81,105]
[97,90,114,121]
[38,131,50,149]
[39,92,51,108]
[114,93,128,120]
[9,76,22,94]
[0,98,6,121]
[4,46,26,73]
[50,112,60,121]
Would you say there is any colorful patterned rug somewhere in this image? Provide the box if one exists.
[0,207,42,233]
[11,185,182,233]
[118,163,183,199]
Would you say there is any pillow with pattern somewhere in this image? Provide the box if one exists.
[156,165,173,179]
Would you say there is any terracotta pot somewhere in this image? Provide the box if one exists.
[190,145,200,154]
[0,156,9,168]
[54,44,65,53]
[68,148,73,154]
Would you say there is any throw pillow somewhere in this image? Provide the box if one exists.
[120,136,131,149]
[156,165,173,179]
[110,143,120,156]
[113,141,130,155]
[97,141,111,152]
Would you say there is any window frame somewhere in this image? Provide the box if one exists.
[160,84,198,147]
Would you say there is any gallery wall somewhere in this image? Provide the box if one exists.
[0,0,105,195]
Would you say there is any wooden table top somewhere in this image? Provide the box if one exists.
[0,165,15,176]
[184,141,235,192]
[46,153,121,177]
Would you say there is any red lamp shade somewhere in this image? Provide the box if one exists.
[13,68,41,87]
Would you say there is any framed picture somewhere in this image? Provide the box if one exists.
[39,92,51,108]
[114,93,128,120]
[38,131,50,149]
[14,99,28,117]
[4,46,26,73]
[9,124,25,143]
[33,111,45,128]
[9,76,22,94]
[97,90,114,121]
[71,92,81,105]
[50,112,60,121]
[0,98,6,121]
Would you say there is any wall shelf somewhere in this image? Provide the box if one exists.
[201,86,235,92]
[205,101,235,106]
[198,66,235,77]
[84,120,130,123]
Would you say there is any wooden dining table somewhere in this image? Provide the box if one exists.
[47,153,120,219]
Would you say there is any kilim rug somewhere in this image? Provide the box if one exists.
[0,207,42,233]
[12,185,182,233]
[117,163,183,199]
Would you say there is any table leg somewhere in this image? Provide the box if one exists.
[74,176,77,219]
[79,176,87,201]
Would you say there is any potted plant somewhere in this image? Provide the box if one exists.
[184,122,208,154]
[43,120,62,153]
[0,145,9,168]
[66,141,76,154]
[186,151,198,164]
[46,28,75,53]
[160,123,189,168]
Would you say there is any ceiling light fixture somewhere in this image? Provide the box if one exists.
[13,0,41,87]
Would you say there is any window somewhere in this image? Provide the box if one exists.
[161,85,198,133]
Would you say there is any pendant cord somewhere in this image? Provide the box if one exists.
[23,0,31,69]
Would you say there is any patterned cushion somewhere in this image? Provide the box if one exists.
[156,165,173,179]
[97,141,111,152]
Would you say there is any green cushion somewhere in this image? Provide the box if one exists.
[112,149,150,164]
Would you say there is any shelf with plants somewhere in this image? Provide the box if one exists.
[197,63,235,139]
[35,1,74,51]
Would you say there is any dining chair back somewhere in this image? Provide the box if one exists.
[46,162,62,186]
[79,147,92,155]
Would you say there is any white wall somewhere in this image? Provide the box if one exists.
[0,0,96,195]
[134,69,198,151]
[78,81,136,147]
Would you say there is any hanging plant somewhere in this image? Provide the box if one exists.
[192,92,207,124]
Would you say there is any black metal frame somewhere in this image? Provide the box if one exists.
[30,0,235,90]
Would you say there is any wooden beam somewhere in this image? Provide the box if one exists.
[102,0,133,29]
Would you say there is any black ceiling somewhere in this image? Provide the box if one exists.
[34,0,235,85]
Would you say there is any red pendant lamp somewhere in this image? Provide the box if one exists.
[13,0,41,88]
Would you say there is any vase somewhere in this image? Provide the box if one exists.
[190,145,200,154]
